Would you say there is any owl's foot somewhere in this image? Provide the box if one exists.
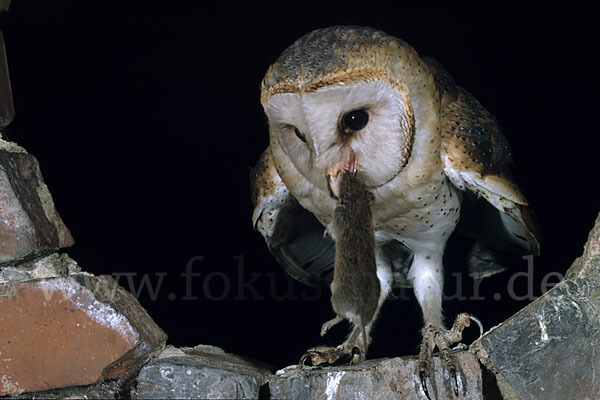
[300,321,367,366]
[299,343,364,367]
[299,344,349,366]
[417,313,483,400]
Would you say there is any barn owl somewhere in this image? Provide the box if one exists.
[252,26,540,397]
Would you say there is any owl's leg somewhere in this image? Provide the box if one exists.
[409,251,483,399]
[409,251,446,398]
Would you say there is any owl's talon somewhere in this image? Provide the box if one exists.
[419,367,431,400]
[469,315,484,339]
[440,345,463,397]
[449,367,459,397]
[350,346,364,365]
[299,351,311,366]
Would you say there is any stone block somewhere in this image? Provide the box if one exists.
[135,345,271,399]
[565,211,600,285]
[269,351,482,400]
[474,280,600,400]
[0,142,74,264]
[0,255,167,396]
[473,211,600,400]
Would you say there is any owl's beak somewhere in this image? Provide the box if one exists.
[326,149,358,198]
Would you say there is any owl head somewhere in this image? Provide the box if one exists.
[261,26,441,201]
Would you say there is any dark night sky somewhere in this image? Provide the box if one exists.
[2,1,600,368]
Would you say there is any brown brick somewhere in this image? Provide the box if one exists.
[0,274,167,396]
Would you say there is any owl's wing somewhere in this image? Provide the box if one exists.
[251,147,335,287]
[426,57,541,278]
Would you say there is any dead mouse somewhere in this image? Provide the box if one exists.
[321,171,380,363]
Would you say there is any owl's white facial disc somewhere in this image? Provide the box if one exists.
[265,80,413,193]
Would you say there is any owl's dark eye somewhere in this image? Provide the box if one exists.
[293,127,307,143]
[342,109,369,131]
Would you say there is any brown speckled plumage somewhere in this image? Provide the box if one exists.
[261,26,424,106]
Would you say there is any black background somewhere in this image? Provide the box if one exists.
[2,1,599,368]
